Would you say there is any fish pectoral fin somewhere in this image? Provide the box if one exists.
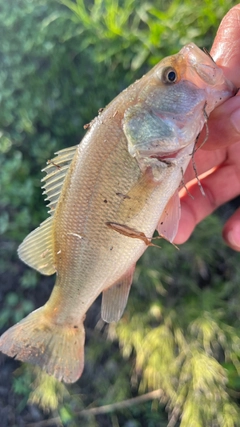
[157,190,181,243]
[42,145,78,214]
[18,217,56,275]
[101,265,135,323]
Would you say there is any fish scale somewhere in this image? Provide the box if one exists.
[0,43,236,383]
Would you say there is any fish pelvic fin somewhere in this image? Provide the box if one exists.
[101,265,135,323]
[0,307,85,383]
[157,190,181,243]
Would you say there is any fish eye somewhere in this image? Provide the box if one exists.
[162,67,178,84]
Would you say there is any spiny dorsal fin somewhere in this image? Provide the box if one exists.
[18,146,78,276]
[41,145,78,214]
[101,265,135,323]
[157,190,181,243]
[18,217,56,275]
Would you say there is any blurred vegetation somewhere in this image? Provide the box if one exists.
[1,0,240,426]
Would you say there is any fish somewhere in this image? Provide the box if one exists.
[0,43,236,383]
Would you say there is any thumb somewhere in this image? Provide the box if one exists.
[211,4,240,86]
[201,5,240,151]
[222,207,240,252]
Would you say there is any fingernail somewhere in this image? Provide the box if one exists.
[230,108,240,133]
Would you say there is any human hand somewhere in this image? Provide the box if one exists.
[174,4,240,251]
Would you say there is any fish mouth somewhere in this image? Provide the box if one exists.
[181,43,237,98]
[193,62,236,94]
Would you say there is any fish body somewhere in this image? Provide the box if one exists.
[0,43,236,382]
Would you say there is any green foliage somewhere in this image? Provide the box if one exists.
[29,367,70,411]
[0,292,34,328]
[60,0,234,69]
[116,215,240,426]
[1,0,240,426]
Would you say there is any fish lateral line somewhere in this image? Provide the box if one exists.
[106,222,161,248]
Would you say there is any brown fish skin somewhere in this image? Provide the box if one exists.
[0,43,236,383]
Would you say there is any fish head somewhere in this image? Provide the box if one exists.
[180,43,236,113]
[123,43,236,165]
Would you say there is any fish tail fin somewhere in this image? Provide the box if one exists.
[0,307,85,383]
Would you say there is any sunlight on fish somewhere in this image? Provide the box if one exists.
[0,43,236,383]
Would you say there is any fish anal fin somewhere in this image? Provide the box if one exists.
[157,190,181,243]
[0,306,85,383]
[101,265,135,323]
[42,145,77,214]
[18,217,56,275]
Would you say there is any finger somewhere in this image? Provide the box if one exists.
[197,3,240,152]
[195,5,240,152]
[222,207,240,251]
[175,162,240,244]
[198,93,240,151]
[176,5,240,244]
[183,5,240,179]
[211,4,240,85]
[183,147,225,184]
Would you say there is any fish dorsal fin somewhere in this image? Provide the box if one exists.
[157,190,181,243]
[42,145,77,214]
[101,265,135,323]
[18,217,56,275]
[18,146,77,276]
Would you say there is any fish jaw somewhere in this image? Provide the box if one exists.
[180,43,237,113]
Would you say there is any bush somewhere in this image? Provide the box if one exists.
[1,1,240,426]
